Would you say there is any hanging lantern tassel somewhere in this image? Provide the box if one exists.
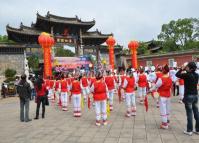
[106,101,110,117]
[88,97,91,109]
[81,96,84,109]
[118,88,122,103]
[144,95,149,112]
[59,96,62,107]
[69,93,72,103]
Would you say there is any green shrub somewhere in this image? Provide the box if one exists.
[5,68,16,78]
[4,77,16,83]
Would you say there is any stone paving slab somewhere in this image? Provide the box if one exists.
[0,96,199,143]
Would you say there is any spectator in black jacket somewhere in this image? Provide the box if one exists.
[17,74,32,122]
[176,62,199,136]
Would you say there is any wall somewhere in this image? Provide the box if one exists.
[0,54,24,76]
[138,54,193,67]
[120,51,199,68]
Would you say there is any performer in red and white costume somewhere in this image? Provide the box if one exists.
[71,74,82,117]
[104,70,116,111]
[80,73,90,102]
[90,71,108,126]
[49,78,55,100]
[155,66,163,108]
[44,77,51,99]
[60,74,70,111]
[137,67,147,104]
[150,64,172,129]
[55,78,61,106]
[119,70,126,100]
[178,78,184,104]
[123,70,136,117]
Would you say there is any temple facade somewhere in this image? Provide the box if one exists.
[0,12,114,75]
[6,12,112,57]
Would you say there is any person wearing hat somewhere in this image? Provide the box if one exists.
[118,70,127,101]
[122,70,136,117]
[17,74,32,122]
[80,73,90,102]
[154,65,163,108]
[137,67,148,104]
[90,71,108,126]
[176,62,199,136]
[60,74,70,111]
[104,70,116,111]
[70,74,82,117]
[54,77,61,106]
[150,64,173,129]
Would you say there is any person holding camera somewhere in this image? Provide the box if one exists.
[176,62,199,136]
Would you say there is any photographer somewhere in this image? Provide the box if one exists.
[176,62,199,136]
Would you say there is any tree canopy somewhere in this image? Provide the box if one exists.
[0,35,14,43]
[54,47,75,57]
[27,54,39,70]
[158,18,199,52]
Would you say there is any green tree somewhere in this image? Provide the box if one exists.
[55,47,75,57]
[158,18,199,51]
[5,68,16,78]
[4,68,17,82]
[27,54,39,70]
[0,35,14,43]
[138,42,149,55]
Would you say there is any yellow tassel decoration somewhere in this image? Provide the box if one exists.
[107,101,110,117]
[81,97,84,109]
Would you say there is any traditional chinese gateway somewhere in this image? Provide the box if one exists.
[0,12,121,75]
[6,11,112,57]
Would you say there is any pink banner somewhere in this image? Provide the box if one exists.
[53,57,91,69]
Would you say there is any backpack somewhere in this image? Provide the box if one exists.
[17,81,31,99]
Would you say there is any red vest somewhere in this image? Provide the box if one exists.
[60,80,68,92]
[93,80,107,101]
[71,80,81,94]
[138,74,147,87]
[179,79,184,85]
[87,77,91,83]
[55,80,60,90]
[45,79,50,87]
[81,77,88,87]
[49,80,54,88]
[36,84,47,96]
[105,76,115,90]
[90,77,96,87]
[121,75,126,86]
[125,77,135,93]
[113,75,118,83]
[156,72,163,82]
[158,76,172,97]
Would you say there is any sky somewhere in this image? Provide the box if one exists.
[0,0,198,47]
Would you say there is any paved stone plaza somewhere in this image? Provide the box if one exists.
[0,96,199,143]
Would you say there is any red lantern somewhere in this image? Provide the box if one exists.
[106,36,116,70]
[38,32,55,78]
[128,40,139,69]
